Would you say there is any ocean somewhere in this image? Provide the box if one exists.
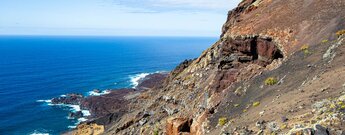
[0,36,216,135]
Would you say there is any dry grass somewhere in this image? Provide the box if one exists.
[336,30,345,37]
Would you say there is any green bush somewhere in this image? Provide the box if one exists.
[300,44,311,55]
[322,39,328,43]
[253,101,260,107]
[265,77,278,85]
[153,129,159,135]
[218,117,228,126]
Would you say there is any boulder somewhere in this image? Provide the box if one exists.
[69,111,83,119]
[314,124,329,135]
[51,93,84,105]
[166,117,193,135]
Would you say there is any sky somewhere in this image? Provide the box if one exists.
[0,0,241,36]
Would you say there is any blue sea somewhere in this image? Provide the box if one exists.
[0,36,216,135]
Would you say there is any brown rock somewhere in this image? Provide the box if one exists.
[166,117,193,135]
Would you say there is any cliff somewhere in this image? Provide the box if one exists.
[71,0,345,135]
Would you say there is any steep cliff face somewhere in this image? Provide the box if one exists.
[73,0,345,135]
[222,0,345,55]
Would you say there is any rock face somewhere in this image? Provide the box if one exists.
[51,94,83,105]
[80,88,136,118]
[74,123,104,135]
[166,117,193,135]
[71,0,345,135]
[137,73,168,90]
[69,111,83,119]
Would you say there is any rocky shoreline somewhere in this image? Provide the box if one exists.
[47,73,168,132]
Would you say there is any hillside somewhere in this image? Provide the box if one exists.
[71,0,345,134]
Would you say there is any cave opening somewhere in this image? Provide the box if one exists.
[219,36,284,68]
[179,119,193,133]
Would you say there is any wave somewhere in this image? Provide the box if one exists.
[30,131,49,135]
[36,99,52,103]
[88,90,110,96]
[129,73,150,88]
[129,71,169,88]
[37,98,91,129]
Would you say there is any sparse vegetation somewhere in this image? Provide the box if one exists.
[322,39,328,43]
[234,104,240,107]
[265,77,278,85]
[336,30,345,37]
[301,44,311,55]
[218,117,228,126]
[185,75,192,80]
[253,101,261,107]
[153,128,159,135]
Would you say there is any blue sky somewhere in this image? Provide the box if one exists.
[0,0,241,36]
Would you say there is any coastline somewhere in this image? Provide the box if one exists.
[37,72,168,134]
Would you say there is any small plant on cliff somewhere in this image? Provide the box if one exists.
[253,101,261,107]
[322,39,329,43]
[153,128,159,135]
[301,44,309,50]
[336,30,345,37]
[264,77,278,85]
[300,44,311,55]
[218,117,228,126]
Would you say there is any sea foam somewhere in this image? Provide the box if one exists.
[129,73,150,88]
[30,131,49,135]
[88,90,110,96]
[37,97,91,129]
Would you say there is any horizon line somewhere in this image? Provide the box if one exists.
[0,34,220,38]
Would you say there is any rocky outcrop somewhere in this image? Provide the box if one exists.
[137,73,168,90]
[51,94,84,105]
[80,88,135,118]
[166,117,193,135]
[73,123,104,135]
[69,111,84,119]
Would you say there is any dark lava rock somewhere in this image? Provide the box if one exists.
[69,111,83,119]
[51,93,84,105]
[281,116,289,122]
[314,124,329,135]
[80,88,136,118]
[136,73,168,90]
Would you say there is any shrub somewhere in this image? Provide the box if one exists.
[336,30,345,37]
[234,104,240,107]
[322,40,328,43]
[341,105,345,109]
[218,117,227,126]
[153,128,159,135]
[253,101,260,107]
[303,49,311,55]
[265,77,278,85]
[185,75,192,80]
[301,44,309,51]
